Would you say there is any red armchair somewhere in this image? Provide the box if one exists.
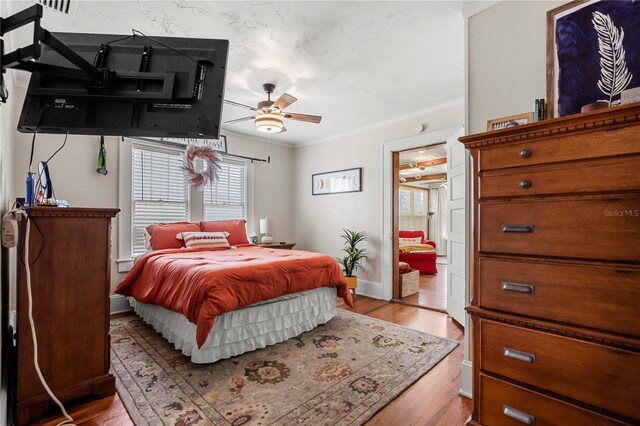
[399,230,438,275]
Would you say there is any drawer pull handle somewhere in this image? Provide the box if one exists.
[503,405,535,424]
[519,179,531,189]
[501,224,534,233]
[502,282,534,294]
[503,347,536,363]
[519,149,531,158]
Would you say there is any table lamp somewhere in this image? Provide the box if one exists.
[259,217,273,244]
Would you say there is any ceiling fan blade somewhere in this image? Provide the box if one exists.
[224,115,256,124]
[273,93,297,110]
[224,99,258,111]
[284,112,322,123]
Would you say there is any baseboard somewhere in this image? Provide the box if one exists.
[459,359,473,399]
[110,294,132,314]
[354,279,387,300]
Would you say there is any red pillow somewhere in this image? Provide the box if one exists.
[146,222,200,250]
[199,219,249,246]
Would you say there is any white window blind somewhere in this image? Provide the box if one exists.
[203,157,247,221]
[399,187,428,237]
[132,145,189,256]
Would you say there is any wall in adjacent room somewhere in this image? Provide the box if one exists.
[467,0,565,134]
[9,87,296,293]
[293,100,464,295]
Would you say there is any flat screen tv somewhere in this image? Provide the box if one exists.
[18,32,228,138]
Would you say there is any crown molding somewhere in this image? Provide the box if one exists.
[462,0,502,19]
[296,98,465,148]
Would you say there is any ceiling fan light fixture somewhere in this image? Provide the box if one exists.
[255,113,284,134]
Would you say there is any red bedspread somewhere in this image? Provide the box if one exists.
[115,246,353,348]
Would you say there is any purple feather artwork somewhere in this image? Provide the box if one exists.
[553,0,640,116]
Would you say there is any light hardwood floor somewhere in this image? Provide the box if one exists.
[398,265,448,312]
[38,297,471,426]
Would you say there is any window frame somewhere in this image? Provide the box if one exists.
[117,137,253,272]
[398,185,429,238]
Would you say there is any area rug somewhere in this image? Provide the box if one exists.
[110,310,458,426]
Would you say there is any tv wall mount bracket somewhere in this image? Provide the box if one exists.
[0,4,178,104]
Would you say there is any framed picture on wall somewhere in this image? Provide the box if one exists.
[547,0,640,117]
[162,135,228,152]
[312,167,362,195]
[486,112,534,131]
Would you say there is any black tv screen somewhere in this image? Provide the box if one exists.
[18,32,228,138]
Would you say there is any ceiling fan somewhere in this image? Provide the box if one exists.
[224,83,322,134]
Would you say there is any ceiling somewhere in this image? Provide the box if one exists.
[399,144,447,188]
[5,1,465,145]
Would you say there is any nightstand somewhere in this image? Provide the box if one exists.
[259,242,296,250]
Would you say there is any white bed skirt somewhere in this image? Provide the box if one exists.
[129,287,337,363]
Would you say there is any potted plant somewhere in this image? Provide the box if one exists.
[337,229,368,294]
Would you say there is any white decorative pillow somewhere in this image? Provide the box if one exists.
[177,231,231,249]
[144,229,152,252]
[399,237,422,244]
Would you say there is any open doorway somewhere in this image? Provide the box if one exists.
[381,125,466,327]
[395,144,448,312]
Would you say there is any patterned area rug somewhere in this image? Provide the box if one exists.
[110,310,458,426]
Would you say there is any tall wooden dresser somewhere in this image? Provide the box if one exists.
[460,104,640,425]
[14,207,119,425]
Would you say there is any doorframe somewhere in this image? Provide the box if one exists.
[381,125,463,301]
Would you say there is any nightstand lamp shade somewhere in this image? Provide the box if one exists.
[260,217,273,244]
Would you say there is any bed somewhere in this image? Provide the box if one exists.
[116,220,352,363]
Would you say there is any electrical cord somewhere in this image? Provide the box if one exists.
[92,34,136,67]
[21,212,76,426]
[18,210,44,267]
[28,129,38,172]
[131,29,199,65]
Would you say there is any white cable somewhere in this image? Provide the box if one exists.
[23,215,76,426]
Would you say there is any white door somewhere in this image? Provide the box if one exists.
[446,128,467,325]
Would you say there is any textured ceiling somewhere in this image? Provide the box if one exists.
[5,1,465,145]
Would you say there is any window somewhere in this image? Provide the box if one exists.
[399,187,428,237]
[122,139,249,260]
[131,145,189,256]
[203,158,247,221]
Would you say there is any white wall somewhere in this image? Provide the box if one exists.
[468,0,564,134]
[0,68,16,426]
[463,0,567,399]
[9,87,296,293]
[294,101,464,297]
[225,132,296,246]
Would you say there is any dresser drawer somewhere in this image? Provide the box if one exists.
[480,320,640,420]
[480,156,640,199]
[479,197,640,261]
[478,258,640,337]
[480,374,625,425]
[478,126,640,171]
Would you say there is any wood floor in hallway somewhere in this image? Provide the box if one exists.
[398,264,448,312]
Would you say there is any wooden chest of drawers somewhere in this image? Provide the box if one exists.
[14,207,119,425]
[461,104,640,425]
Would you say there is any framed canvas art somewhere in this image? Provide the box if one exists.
[162,135,227,152]
[547,0,640,117]
[312,167,362,195]
[487,112,534,131]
